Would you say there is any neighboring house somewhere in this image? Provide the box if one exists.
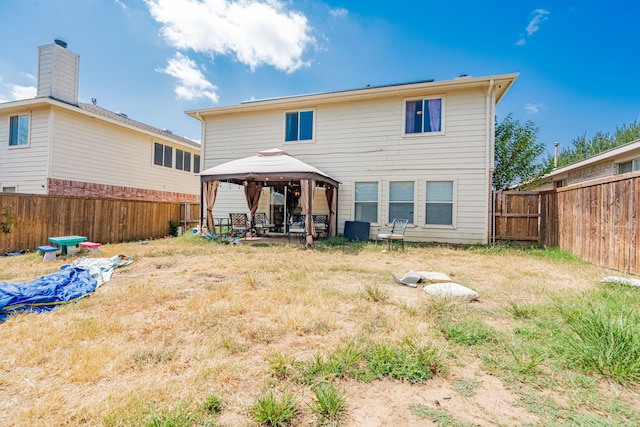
[0,40,200,202]
[188,73,518,244]
[537,138,640,190]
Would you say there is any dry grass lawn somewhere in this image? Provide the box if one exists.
[1,235,639,426]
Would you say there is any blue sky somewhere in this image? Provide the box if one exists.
[1,0,638,158]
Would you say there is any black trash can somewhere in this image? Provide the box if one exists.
[344,221,370,242]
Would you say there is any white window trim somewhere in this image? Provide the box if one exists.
[423,178,457,229]
[353,180,381,226]
[1,183,18,193]
[175,148,193,172]
[8,113,31,149]
[617,158,640,174]
[283,108,316,144]
[152,141,174,169]
[402,95,445,137]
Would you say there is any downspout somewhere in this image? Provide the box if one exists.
[194,111,205,231]
[485,79,495,244]
[335,185,339,238]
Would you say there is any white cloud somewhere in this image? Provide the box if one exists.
[145,0,315,73]
[0,83,37,102]
[524,103,543,114]
[157,52,219,103]
[10,84,37,99]
[114,0,127,9]
[526,9,550,36]
[330,8,348,18]
[516,9,550,46]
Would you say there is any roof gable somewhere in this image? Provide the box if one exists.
[186,73,518,118]
[0,97,200,149]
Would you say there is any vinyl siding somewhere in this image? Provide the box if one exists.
[49,107,199,195]
[37,44,79,105]
[201,86,492,244]
[0,107,50,194]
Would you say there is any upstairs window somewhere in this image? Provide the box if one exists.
[354,182,378,223]
[389,181,414,223]
[194,155,201,173]
[285,110,314,142]
[9,114,30,146]
[176,149,192,171]
[154,142,173,168]
[405,98,442,134]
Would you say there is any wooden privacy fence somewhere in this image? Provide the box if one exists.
[493,191,540,243]
[180,202,201,233]
[0,193,182,254]
[540,173,640,275]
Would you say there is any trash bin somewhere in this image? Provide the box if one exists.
[344,221,370,242]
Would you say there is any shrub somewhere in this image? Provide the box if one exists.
[308,381,346,426]
[251,388,299,426]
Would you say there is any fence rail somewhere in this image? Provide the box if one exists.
[0,193,184,254]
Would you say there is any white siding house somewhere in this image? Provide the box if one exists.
[188,74,518,244]
[0,41,200,202]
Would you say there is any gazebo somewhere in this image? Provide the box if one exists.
[199,148,340,244]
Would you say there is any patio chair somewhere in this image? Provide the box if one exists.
[375,218,409,251]
[312,214,329,238]
[253,212,275,236]
[229,213,250,235]
[287,214,306,243]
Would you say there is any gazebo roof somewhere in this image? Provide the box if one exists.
[199,148,340,187]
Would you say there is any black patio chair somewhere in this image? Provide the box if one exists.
[229,213,250,235]
[253,212,275,236]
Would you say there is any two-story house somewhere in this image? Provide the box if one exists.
[0,40,200,202]
[188,73,518,244]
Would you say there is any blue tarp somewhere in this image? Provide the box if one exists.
[0,267,97,321]
[0,255,133,322]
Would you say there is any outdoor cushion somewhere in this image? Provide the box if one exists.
[423,282,479,300]
[600,276,640,287]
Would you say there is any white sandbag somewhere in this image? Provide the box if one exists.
[415,271,452,282]
[601,276,640,287]
[423,282,479,300]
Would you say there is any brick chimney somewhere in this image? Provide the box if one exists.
[37,40,79,105]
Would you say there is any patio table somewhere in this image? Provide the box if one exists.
[48,235,87,255]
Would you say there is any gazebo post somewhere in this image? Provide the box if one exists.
[199,181,204,233]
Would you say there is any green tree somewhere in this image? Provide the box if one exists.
[552,120,640,168]
[493,113,548,190]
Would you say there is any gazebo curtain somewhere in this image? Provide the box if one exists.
[204,180,219,233]
[244,182,262,228]
[300,179,316,243]
[325,185,337,237]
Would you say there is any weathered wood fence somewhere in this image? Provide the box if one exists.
[493,191,540,243]
[180,202,201,232]
[495,170,640,275]
[540,172,640,275]
[0,193,187,254]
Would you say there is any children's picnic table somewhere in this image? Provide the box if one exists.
[48,235,87,255]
